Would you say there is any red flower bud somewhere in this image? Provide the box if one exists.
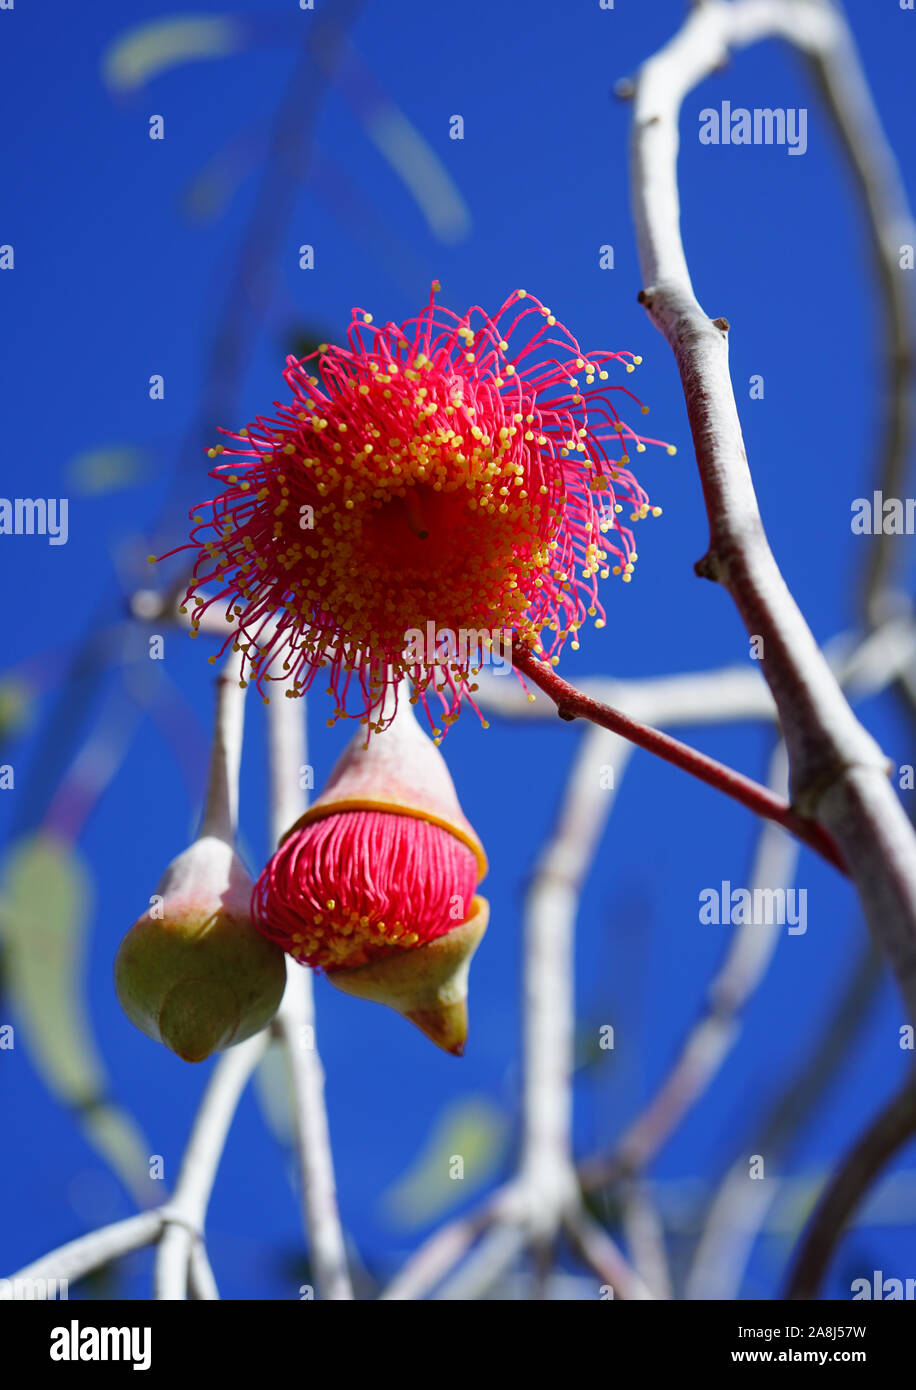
[253,693,488,1053]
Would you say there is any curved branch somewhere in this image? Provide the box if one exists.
[155,1032,270,1299]
[784,1073,916,1300]
[629,0,916,1021]
[800,3,916,622]
[1,1211,164,1293]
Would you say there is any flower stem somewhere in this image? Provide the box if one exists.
[198,657,246,844]
[512,642,847,874]
[267,694,353,1301]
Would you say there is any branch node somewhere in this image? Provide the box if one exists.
[711,316,730,332]
[694,551,724,583]
[791,756,893,820]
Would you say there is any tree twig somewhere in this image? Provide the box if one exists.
[267,694,353,1301]
[685,935,882,1300]
[188,1241,220,1300]
[784,1073,916,1300]
[512,642,846,872]
[1,1211,165,1294]
[580,741,799,1192]
[155,1031,270,1299]
[198,661,246,843]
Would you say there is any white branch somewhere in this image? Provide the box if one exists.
[582,742,799,1191]
[476,617,916,729]
[198,657,246,843]
[2,1211,164,1293]
[520,725,632,1214]
[432,1222,527,1302]
[267,694,353,1301]
[154,1031,270,1299]
[188,1241,220,1300]
[379,1203,498,1301]
[563,1206,654,1301]
[630,0,916,1020]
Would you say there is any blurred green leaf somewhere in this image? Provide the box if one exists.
[102,15,244,92]
[0,835,156,1205]
[0,678,32,739]
[68,446,146,496]
[381,1096,508,1228]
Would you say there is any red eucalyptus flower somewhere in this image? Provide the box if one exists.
[162,284,672,734]
[253,694,488,1054]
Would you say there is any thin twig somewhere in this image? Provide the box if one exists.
[563,1206,654,1300]
[686,930,884,1300]
[267,694,353,1301]
[379,725,645,1300]
[155,1031,270,1299]
[188,1241,220,1300]
[581,742,799,1192]
[619,1182,673,1300]
[379,1201,500,1301]
[784,1074,916,1300]
[433,1222,528,1301]
[198,660,246,843]
[512,642,846,872]
[518,722,627,1215]
[1,1211,164,1293]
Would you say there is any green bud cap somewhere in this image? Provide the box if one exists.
[326,896,488,1054]
[115,839,286,1062]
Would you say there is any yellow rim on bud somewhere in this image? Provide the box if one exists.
[282,800,487,881]
[279,695,488,881]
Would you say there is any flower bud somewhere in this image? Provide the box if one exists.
[327,897,488,1055]
[116,836,287,1063]
[253,694,488,1054]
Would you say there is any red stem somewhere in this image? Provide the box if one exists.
[511,642,848,876]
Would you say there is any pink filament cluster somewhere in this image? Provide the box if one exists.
[252,809,479,971]
[164,285,671,733]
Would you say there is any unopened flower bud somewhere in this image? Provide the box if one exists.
[117,666,287,1061]
[116,836,286,1063]
[253,694,488,1054]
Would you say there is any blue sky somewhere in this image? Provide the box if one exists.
[1,0,915,1300]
